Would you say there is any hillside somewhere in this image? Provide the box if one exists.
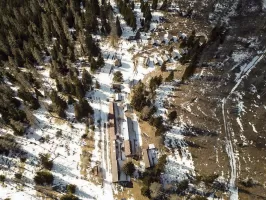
[0,0,266,200]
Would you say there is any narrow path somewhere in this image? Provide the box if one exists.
[99,100,113,200]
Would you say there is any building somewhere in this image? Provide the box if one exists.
[171,35,178,42]
[109,103,119,182]
[109,102,133,183]
[171,50,181,59]
[124,104,131,112]
[143,144,158,168]
[156,57,163,66]
[179,32,187,39]
[146,57,154,67]
[162,54,170,62]
[115,93,123,101]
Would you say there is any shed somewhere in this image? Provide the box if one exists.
[180,48,188,55]
[179,32,187,40]
[171,50,181,59]
[148,148,158,167]
[124,104,131,112]
[153,56,159,65]
[115,93,122,101]
[162,54,169,62]
[161,34,169,44]
[153,39,160,46]
[168,34,173,41]
[148,144,155,149]
[171,36,178,42]
[156,57,163,66]
[146,57,154,66]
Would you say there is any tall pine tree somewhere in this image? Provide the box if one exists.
[116,17,122,37]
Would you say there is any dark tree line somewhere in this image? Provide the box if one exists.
[140,0,152,31]
[180,26,228,81]
[117,0,137,30]
[0,0,111,134]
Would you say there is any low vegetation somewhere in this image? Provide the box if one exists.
[66,184,76,194]
[140,154,167,198]
[168,110,177,122]
[34,171,54,185]
[15,173,22,179]
[113,71,124,83]
[39,153,53,170]
[0,174,6,182]
[60,194,79,200]
[0,134,21,155]
[122,161,135,177]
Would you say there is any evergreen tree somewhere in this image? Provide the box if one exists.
[75,80,85,99]
[152,0,158,10]
[160,0,168,10]
[145,5,152,22]
[32,47,42,64]
[165,71,174,82]
[130,82,150,112]
[122,161,135,176]
[131,1,135,10]
[82,69,93,90]
[161,61,166,72]
[91,0,100,16]
[135,29,141,40]
[116,17,122,37]
[97,54,105,68]
[113,71,123,82]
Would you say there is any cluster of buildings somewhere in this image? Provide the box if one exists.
[108,100,158,183]
[108,102,139,182]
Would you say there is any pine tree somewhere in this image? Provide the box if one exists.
[145,5,152,22]
[135,29,141,40]
[160,0,168,10]
[104,20,111,34]
[131,1,135,10]
[122,161,135,176]
[116,17,122,37]
[91,0,100,16]
[161,61,166,72]
[140,0,145,12]
[75,80,85,99]
[152,0,158,10]
[32,47,42,64]
[165,71,174,82]
[82,69,93,90]
[97,54,105,68]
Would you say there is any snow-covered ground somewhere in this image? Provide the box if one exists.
[0,1,192,199]
[153,81,195,187]
[221,49,266,200]
[0,103,105,199]
[263,0,266,11]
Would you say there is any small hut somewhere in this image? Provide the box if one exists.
[156,57,163,66]
[146,57,154,66]
[171,50,181,59]
[162,54,170,62]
